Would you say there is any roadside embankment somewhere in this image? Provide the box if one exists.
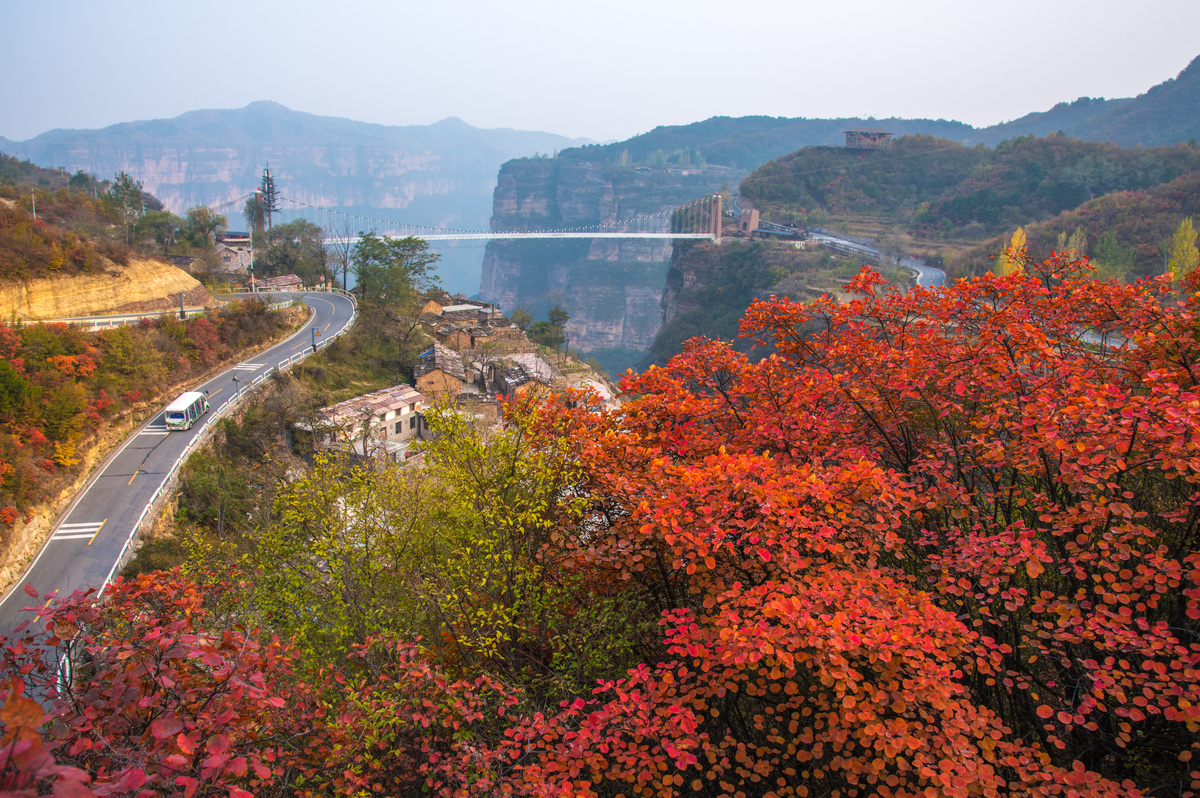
[0,258,215,320]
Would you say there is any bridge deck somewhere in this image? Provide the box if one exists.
[328,232,717,242]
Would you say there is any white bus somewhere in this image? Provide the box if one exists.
[164,391,210,431]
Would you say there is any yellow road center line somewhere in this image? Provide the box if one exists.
[128,469,139,485]
[87,518,107,546]
[208,387,223,397]
[33,597,52,622]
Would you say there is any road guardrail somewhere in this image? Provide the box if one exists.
[98,295,358,591]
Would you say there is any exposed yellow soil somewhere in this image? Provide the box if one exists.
[0,258,215,320]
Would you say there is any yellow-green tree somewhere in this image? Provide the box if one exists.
[249,455,437,664]
[1167,216,1199,278]
[994,226,1026,276]
[247,396,624,688]
[415,399,584,673]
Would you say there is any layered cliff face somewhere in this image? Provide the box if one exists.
[1,103,587,294]
[480,159,738,353]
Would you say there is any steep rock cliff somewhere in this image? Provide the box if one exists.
[651,238,860,366]
[480,159,739,352]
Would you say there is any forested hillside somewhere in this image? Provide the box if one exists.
[953,171,1200,279]
[559,115,975,170]
[740,134,1200,241]
[0,188,132,281]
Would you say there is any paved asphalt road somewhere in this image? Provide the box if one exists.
[905,257,947,288]
[808,232,947,289]
[0,291,355,636]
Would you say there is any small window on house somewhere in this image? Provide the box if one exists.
[409,416,416,430]
[395,421,403,434]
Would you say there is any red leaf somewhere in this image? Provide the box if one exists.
[150,714,183,740]
[51,775,94,798]
[207,733,231,757]
[114,768,146,791]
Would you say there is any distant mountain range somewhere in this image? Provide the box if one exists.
[557,56,1200,171]
[0,102,589,292]
[3,56,1199,294]
[976,56,1200,147]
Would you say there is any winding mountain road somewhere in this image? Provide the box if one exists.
[0,291,356,636]
[808,231,947,289]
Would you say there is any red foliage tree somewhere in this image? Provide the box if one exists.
[0,576,530,798]
[514,255,1198,796]
[3,255,1199,797]
[0,575,317,797]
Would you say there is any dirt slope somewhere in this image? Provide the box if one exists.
[0,258,215,319]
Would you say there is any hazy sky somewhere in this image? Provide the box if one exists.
[3,0,1199,143]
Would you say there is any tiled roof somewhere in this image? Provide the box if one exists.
[318,383,426,425]
[414,343,466,381]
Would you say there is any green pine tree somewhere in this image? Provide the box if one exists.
[260,165,280,230]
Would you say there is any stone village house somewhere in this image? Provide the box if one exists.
[311,383,427,462]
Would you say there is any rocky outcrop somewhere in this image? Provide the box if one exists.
[659,241,725,329]
[480,159,738,353]
[0,258,214,319]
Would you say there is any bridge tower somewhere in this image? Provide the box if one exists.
[710,192,722,243]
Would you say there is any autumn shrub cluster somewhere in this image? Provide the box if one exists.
[0,300,293,539]
[0,202,127,281]
[2,255,1199,797]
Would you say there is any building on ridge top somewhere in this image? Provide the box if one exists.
[844,128,893,149]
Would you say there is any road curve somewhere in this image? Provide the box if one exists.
[808,232,946,289]
[904,257,947,289]
[0,291,356,636]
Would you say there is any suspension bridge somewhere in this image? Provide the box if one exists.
[209,192,724,243]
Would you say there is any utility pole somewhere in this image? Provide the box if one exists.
[311,327,321,353]
[249,223,255,292]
